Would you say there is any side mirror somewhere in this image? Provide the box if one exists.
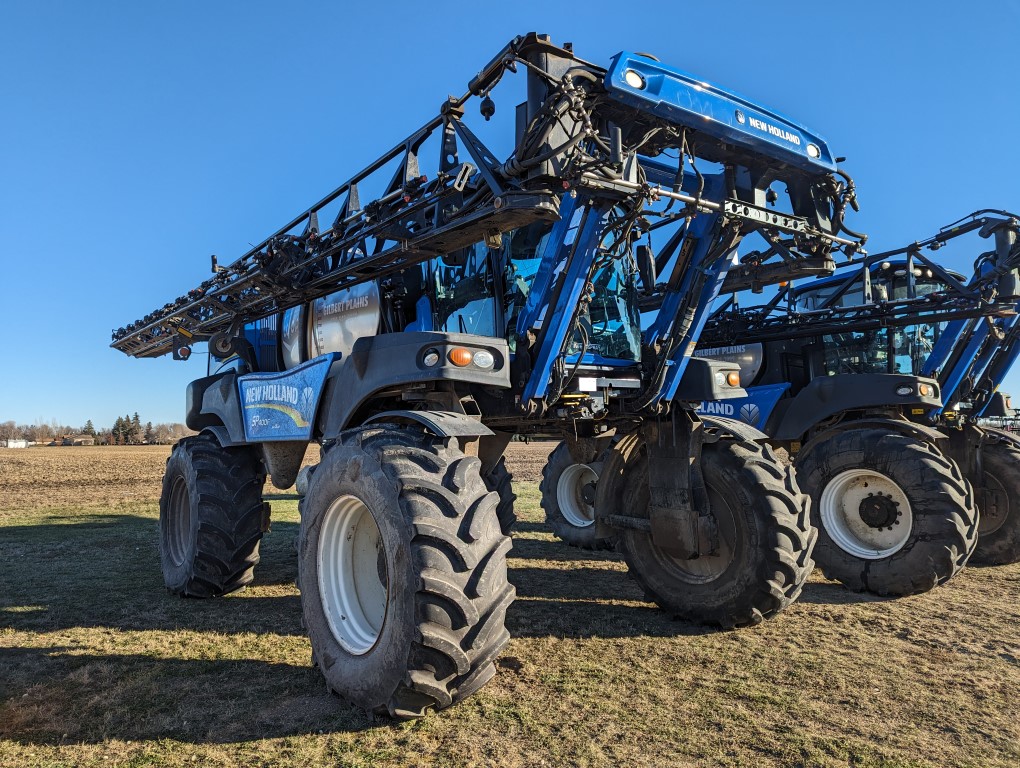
[636,244,656,293]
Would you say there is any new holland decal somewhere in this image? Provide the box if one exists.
[746,117,801,146]
[238,354,336,441]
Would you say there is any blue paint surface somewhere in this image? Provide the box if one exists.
[696,383,791,429]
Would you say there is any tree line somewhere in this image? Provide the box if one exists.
[0,414,195,445]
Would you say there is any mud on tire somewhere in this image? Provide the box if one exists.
[298,426,515,719]
[159,433,269,597]
[795,429,978,596]
[616,437,815,629]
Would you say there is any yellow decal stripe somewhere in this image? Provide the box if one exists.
[243,403,310,428]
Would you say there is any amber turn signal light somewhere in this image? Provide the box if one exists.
[727,371,740,387]
[448,347,474,367]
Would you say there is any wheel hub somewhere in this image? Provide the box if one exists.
[819,468,913,560]
[167,475,193,568]
[858,493,901,529]
[317,494,388,655]
[556,463,599,529]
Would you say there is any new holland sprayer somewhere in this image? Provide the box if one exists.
[693,213,1020,592]
[113,34,865,717]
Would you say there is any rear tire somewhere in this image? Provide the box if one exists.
[616,437,815,628]
[298,426,514,719]
[795,429,978,596]
[159,433,269,597]
[483,456,517,536]
[540,440,611,550]
[970,439,1020,565]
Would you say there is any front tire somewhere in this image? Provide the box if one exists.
[298,426,515,719]
[159,434,269,597]
[970,438,1020,565]
[795,429,978,596]
[616,437,815,628]
[540,440,611,550]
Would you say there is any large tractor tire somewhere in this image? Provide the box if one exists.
[483,456,517,536]
[970,438,1020,565]
[795,429,978,596]
[298,426,515,719]
[540,440,611,550]
[616,437,815,628]
[159,433,269,597]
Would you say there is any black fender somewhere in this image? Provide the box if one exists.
[593,430,644,539]
[364,410,494,438]
[200,425,234,448]
[980,425,1020,449]
[698,414,768,443]
[319,332,510,439]
[796,416,946,467]
[185,372,247,446]
[770,373,942,442]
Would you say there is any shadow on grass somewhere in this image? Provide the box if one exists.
[0,646,378,744]
[509,520,549,535]
[0,511,861,745]
[507,535,620,562]
[0,515,304,638]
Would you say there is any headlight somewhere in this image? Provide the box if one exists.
[806,144,821,158]
[623,69,646,89]
[422,349,440,367]
[895,385,913,396]
[473,350,495,370]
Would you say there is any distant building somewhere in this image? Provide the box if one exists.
[1,439,28,448]
[62,435,95,446]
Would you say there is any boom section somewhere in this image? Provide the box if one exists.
[111,31,864,419]
[700,213,1020,348]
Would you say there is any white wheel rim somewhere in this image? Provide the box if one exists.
[167,476,192,567]
[317,494,388,655]
[556,463,598,528]
[819,469,912,559]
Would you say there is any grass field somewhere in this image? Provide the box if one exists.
[1,445,1019,767]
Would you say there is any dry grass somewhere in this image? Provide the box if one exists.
[1,445,1018,767]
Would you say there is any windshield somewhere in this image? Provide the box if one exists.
[503,213,642,363]
[432,242,497,337]
[800,269,947,376]
[821,326,937,376]
[574,256,642,361]
[430,207,643,365]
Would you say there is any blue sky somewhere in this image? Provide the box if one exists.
[1,1,1018,427]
